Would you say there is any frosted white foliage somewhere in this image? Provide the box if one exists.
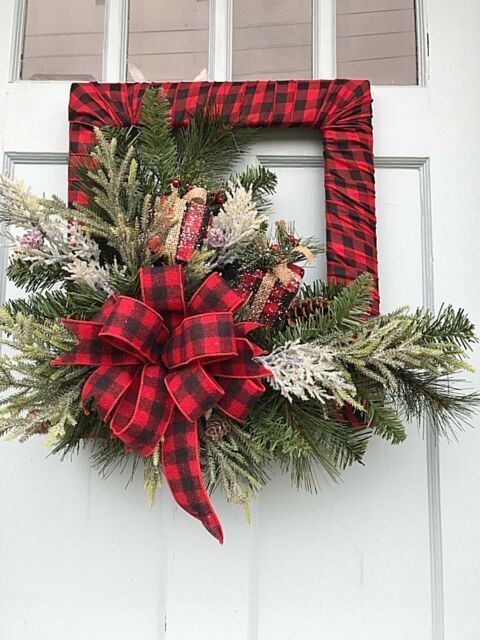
[1,177,113,293]
[210,183,268,266]
[256,340,358,406]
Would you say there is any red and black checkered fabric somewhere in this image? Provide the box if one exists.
[188,272,245,316]
[162,312,237,370]
[163,408,223,542]
[165,363,224,422]
[100,296,168,363]
[110,364,174,454]
[140,265,186,329]
[68,80,379,311]
[52,318,140,367]
[207,338,269,379]
[81,364,139,421]
[216,377,266,422]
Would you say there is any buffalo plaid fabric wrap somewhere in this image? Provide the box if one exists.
[68,80,379,311]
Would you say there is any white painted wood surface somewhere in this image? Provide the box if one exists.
[0,1,479,638]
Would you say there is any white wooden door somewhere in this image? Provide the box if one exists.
[1,1,479,639]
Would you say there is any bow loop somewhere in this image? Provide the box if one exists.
[217,377,266,422]
[188,272,245,316]
[110,364,175,456]
[99,296,169,363]
[165,363,224,421]
[207,338,270,379]
[52,319,140,367]
[81,364,139,420]
[140,265,186,329]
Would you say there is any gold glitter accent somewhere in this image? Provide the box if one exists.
[163,198,186,260]
[250,271,277,320]
[183,187,207,205]
[272,263,302,286]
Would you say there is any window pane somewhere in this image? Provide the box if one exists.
[232,0,312,81]
[336,0,418,85]
[128,0,209,82]
[21,0,104,81]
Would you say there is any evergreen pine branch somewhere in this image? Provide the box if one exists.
[137,88,177,195]
[66,282,109,317]
[6,257,65,292]
[4,290,71,320]
[248,391,370,491]
[412,304,478,350]
[71,131,153,273]
[174,107,256,188]
[89,435,140,482]
[366,401,407,444]
[4,284,109,321]
[390,370,480,437]
[202,420,269,515]
[316,273,374,333]
[270,274,374,347]
[299,278,345,302]
[353,376,407,444]
[228,164,278,212]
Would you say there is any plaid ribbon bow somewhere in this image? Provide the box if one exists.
[52,265,271,542]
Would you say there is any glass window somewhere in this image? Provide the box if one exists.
[127,0,209,82]
[232,0,312,81]
[21,0,104,81]
[336,0,418,85]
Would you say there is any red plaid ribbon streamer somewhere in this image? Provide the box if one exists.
[52,266,271,542]
[68,80,379,312]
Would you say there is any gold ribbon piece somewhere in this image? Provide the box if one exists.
[294,244,315,265]
[272,263,301,286]
[163,194,187,260]
[161,188,207,261]
[183,187,207,205]
[250,272,277,321]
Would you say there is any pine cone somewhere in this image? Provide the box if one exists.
[205,415,230,441]
[287,296,330,325]
[26,410,50,434]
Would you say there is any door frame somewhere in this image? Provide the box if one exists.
[0,1,449,638]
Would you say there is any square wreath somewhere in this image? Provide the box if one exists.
[68,80,379,311]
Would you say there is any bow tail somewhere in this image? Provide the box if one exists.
[163,409,224,544]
